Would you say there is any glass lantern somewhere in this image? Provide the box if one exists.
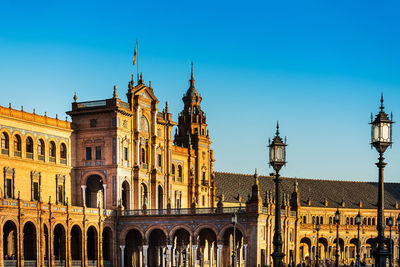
[371,96,393,153]
[355,212,362,225]
[335,209,340,224]
[269,123,287,171]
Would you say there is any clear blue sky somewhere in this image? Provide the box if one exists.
[1,1,400,182]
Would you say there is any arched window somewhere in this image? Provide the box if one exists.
[350,217,354,225]
[368,218,371,225]
[372,218,376,225]
[320,216,323,224]
[60,143,67,164]
[171,164,176,181]
[141,148,146,163]
[177,165,183,182]
[1,132,9,155]
[141,183,148,208]
[26,137,33,158]
[49,141,56,162]
[303,216,307,224]
[38,139,45,161]
[14,134,21,157]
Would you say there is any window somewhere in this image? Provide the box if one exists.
[33,182,39,201]
[6,178,12,198]
[1,132,9,155]
[303,216,307,224]
[171,164,176,181]
[56,175,65,204]
[95,146,101,160]
[202,195,205,206]
[141,148,146,163]
[49,141,56,162]
[60,143,67,164]
[86,147,92,160]
[123,147,128,161]
[4,167,14,199]
[58,185,64,203]
[38,139,45,160]
[111,118,116,127]
[158,154,162,167]
[90,119,97,128]
[202,172,207,186]
[14,135,21,157]
[177,165,183,182]
[26,137,33,153]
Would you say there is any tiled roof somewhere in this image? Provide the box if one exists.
[214,172,400,210]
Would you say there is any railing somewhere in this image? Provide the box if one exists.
[88,260,97,266]
[71,260,81,266]
[77,100,106,108]
[49,156,56,163]
[54,260,65,267]
[14,151,21,157]
[202,180,209,186]
[38,154,45,161]
[60,158,67,164]
[1,148,8,155]
[142,163,148,169]
[104,260,112,267]
[4,260,17,267]
[121,206,246,216]
[24,260,36,266]
[26,152,33,159]
[120,102,130,109]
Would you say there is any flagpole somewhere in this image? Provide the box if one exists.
[137,40,139,81]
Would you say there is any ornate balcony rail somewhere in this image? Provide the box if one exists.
[76,100,107,108]
[120,206,247,217]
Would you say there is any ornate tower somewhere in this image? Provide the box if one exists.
[175,63,215,207]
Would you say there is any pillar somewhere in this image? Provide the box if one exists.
[139,248,142,267]
[143,245,149,267]
[120,245,125,267]
[193,245,198,267]
[210,244,213,267]
[81,185,87,206]
[103,184,107,209]
[217,244,223,267]
[167,245,172,267]
[243,244,248,267]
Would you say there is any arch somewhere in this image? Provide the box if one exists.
[23,221,36,261]
[13,133,22,157]
[318,237,328,260]
[1,131,9,155]
[171,164,176,181]
[60,143,67,163]
[85,175,104,208]
[43,224,49,261]
[121,180,130,209]
[49,140,56,160]
[158,185,163,209]
[194,224,219,238]
[71,225,82,260]
[148,229,167,267]
[219,223,246,240]
[300,237,312,261]
[25,136,34,158]
[102,226,113,263]
[37,138,45,160]
[3,220,17,262]
[120,226,145,243]
[303,216,307,224]
[172,228,191,267]
[53,224,66,261]
[87,226,98,262]
[125,228,143,267]
[177,165,183,182]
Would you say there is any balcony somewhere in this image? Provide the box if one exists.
[1,148,8,155]
[60,158,67,165]
[49,156,56,163]
[38,154,45,161]
[26,152,33,159]
[14,151,21,157]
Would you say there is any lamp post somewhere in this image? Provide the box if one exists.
[388,216,394,267]
[269,122,287,267]
[397,214,400,267]
[370,95,393,267]
[335,209,340,267]
[355,212,362,267]
[232,212,237,267]
[316,222,320,267]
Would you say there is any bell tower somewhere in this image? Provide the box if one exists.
[175,63,215,207]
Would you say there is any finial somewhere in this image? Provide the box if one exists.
[8,103,11,109]
[254,168,259,185]
[73,92,78,103]
[21,106,23,112]
[56,114,58,119]
[190,61,195,87]
[276,121,280,135]
[380,93,384,111]
[165,101,169,113]
[149,81,152,89]
[139,72,143,84]
[44,112,47,117]
[113,85,118,99]
[33,108,35,114]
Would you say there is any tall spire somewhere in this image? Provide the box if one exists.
[190,61,195,88]
[380,92,384,111]
[113,85,118,99]
[276,121,280,135]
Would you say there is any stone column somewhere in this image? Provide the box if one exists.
[143,245,149,267]
[103,184,107,209]
[209,244,213,267]
[243,244,248,267]
[120,245,125,267]
[81,185,87,206]
[217,244,223,267]
[167,245,172,267]
[139,248,142,267]
[192,245,198,267]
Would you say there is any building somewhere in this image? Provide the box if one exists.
[0,66,399,267]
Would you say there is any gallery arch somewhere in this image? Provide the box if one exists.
[125,229,143,267]
[3,220,17,264]
[148,229,167,267]
[103,227,113,265]
[53,224,66,264]
[87,226,98,263]
[70,225,82,262]
[23,222,36,263]
[86,175,104,208]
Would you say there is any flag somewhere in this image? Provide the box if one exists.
[133,41,137,66]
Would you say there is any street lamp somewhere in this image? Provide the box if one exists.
[355,212,362,267]
[269,122,287,267]
[232,212,237,267]
[370,94,393,267]
[334,209,340,267]
[397,214,400,267]
[388,216,394,267]
[315,222,320,267]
